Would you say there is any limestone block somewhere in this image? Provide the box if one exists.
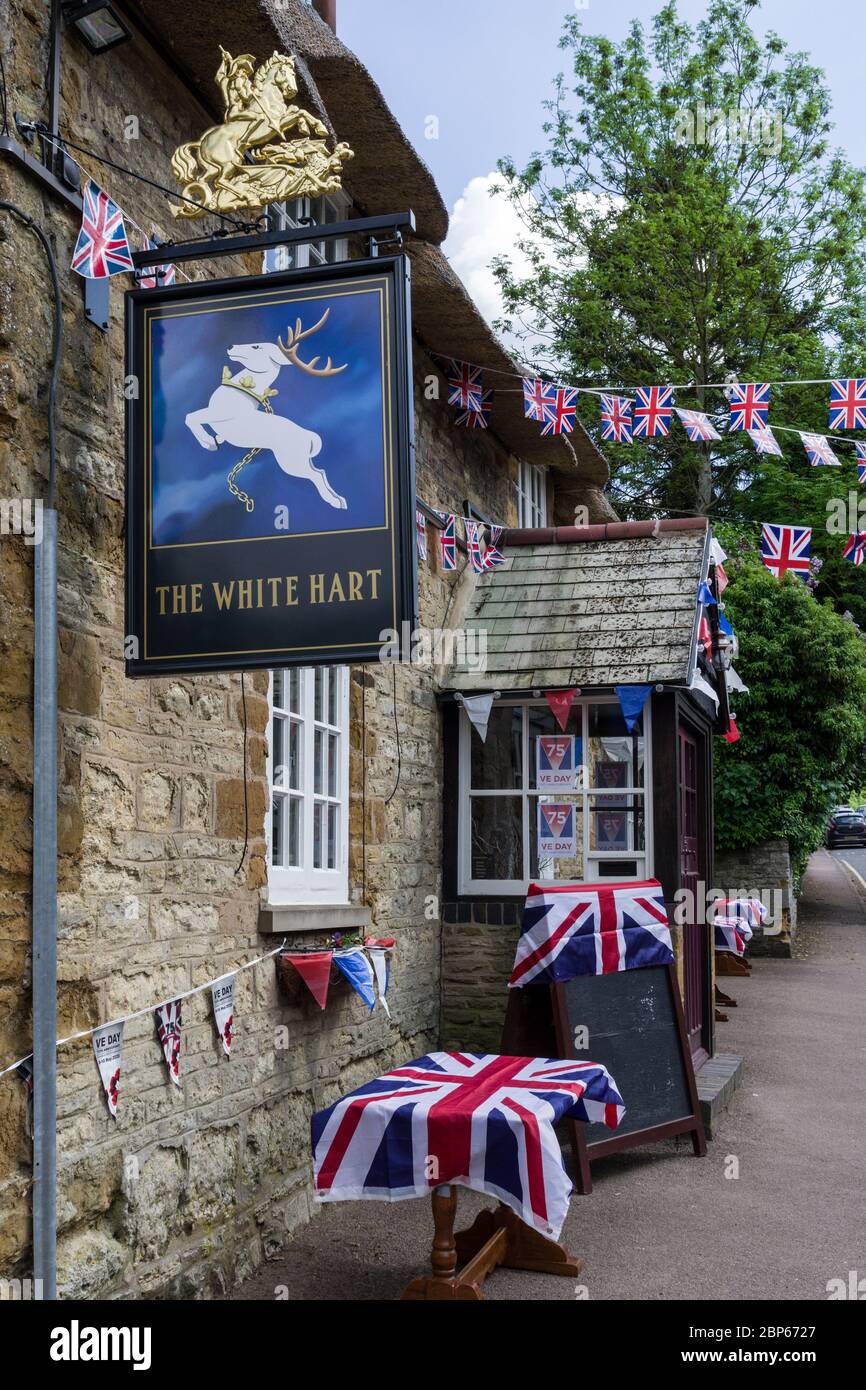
[138,767,179,830]
[57,1228,129,1300]
[121,1145,185,1260]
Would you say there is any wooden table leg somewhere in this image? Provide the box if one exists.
[402,1189,584,1300]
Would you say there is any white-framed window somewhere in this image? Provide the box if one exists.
[457,697,652,894]
[266,665,350,904]
[516,461,548,528]
[264,193,350,272]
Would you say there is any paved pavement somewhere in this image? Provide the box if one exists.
[228,851,866,1301]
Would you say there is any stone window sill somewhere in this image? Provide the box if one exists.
[258,903,372,935]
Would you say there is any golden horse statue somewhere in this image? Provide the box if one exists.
[170,49,353,218]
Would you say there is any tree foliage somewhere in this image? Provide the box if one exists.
[494,0,866,519]
[713,545,866,873]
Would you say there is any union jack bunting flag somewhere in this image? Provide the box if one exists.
[455,388,492,429]
[139,237,177,289]
[415,508,427,561]
[800,432,840,467]
[747,425,782,456]
[483,524,506,569]
[71,179,135,278]
[540,386,578,436]
[509,878,674,987]
[633,385,673,438]
[829,379,866,431]
[676,408,721,442]
[523,378,553,422]
[465,519,485,573]
[437,513,457,571]
[728,382,770,432]
[312,1051,625,1238]
[760,523,811,579]
[843,532,866,566]
[856,441,866,483]
[446,359,483,413]
[600,393,633,444]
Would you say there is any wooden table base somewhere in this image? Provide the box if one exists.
[401,1186,584,1301]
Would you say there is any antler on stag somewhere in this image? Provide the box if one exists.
[277,308,347,377]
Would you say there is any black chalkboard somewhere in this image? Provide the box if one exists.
[501,964,706,1193]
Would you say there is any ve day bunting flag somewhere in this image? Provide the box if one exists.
[92,1021,124,1117]
[211,975,235,1056]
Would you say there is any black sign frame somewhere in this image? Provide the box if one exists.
[125,254,417,675]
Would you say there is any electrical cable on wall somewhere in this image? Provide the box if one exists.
[0,202,62,508]
[384,663,402,807]
[234,673,249,877]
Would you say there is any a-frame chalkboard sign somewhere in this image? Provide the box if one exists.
[501,962,706,1194]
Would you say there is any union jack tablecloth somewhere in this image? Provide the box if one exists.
[713,897,767,956]
[312,1052,625,1238]
[510,879,674,988]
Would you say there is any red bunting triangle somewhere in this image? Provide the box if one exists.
[724,719,741,744]
[286,952,333,1010]
[543,688,577,732]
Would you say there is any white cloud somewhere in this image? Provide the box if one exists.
[442,171,538,333]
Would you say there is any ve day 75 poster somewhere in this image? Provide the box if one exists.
[125,257,416,674]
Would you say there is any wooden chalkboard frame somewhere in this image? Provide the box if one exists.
[551,963,706,1194]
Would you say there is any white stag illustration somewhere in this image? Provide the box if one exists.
[184,308,348,512]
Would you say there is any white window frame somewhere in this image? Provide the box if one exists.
[457,697,653,895]
[264,192,351,272]
[266,666,350,905]
[516,462,548,529]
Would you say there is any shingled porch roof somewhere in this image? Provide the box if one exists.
[446,519,711,693]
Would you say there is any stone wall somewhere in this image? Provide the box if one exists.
[0,5,519,1296]
[713,839,796,956]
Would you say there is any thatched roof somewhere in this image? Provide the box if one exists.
[130,0,611,505]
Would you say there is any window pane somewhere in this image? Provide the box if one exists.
[315,667,325,722]
[469,706,522,789]
[588,795,645,853]
[272,792,285,866]
[328,732,339,797]
[287,795,301,867]
[272,713,286,786]
[328,670,338,726]
[470,796,522,881]
[287,719,301,791]
[528,705,583,788]
[327,803,338,870]
[288,668,301,714]
[273,669,285,709]
[531,801,584,882]
[314,728,324,795]
[588,703,644,789]
[313,801,324,869]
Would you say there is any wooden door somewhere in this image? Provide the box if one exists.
[679,725,708,1065]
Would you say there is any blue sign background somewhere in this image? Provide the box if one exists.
[149,285,387,546]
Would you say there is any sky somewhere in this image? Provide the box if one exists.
[337,0,866,327]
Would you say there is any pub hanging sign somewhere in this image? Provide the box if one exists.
[125,255,416,675]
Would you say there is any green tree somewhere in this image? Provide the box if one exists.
[713,548,866,874]
[494,0,866,519]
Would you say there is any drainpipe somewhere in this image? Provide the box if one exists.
[32,507,58,1301]
[312,0,337,32]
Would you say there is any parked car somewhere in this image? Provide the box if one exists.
[826,809,866,847]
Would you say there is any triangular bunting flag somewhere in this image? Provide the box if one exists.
[437,513,457,571]
[718,611,734,638]
[71,178,134,278]
[689,671,719,709]
[544,688,577,732]
[333,948,376,1011]
[697,580,716,606]
[614,684,653,733]
[155,1000,182,1087]
[92,1021,124,1118]
[461,693,494,741]
[366,947,392,1017]
[724,719,741,744]
[727,668,749,695]
[285,952,333,1010]
[415,509,427,561]
[211,975,235,1056]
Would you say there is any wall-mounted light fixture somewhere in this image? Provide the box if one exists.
[63,1,132,55]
